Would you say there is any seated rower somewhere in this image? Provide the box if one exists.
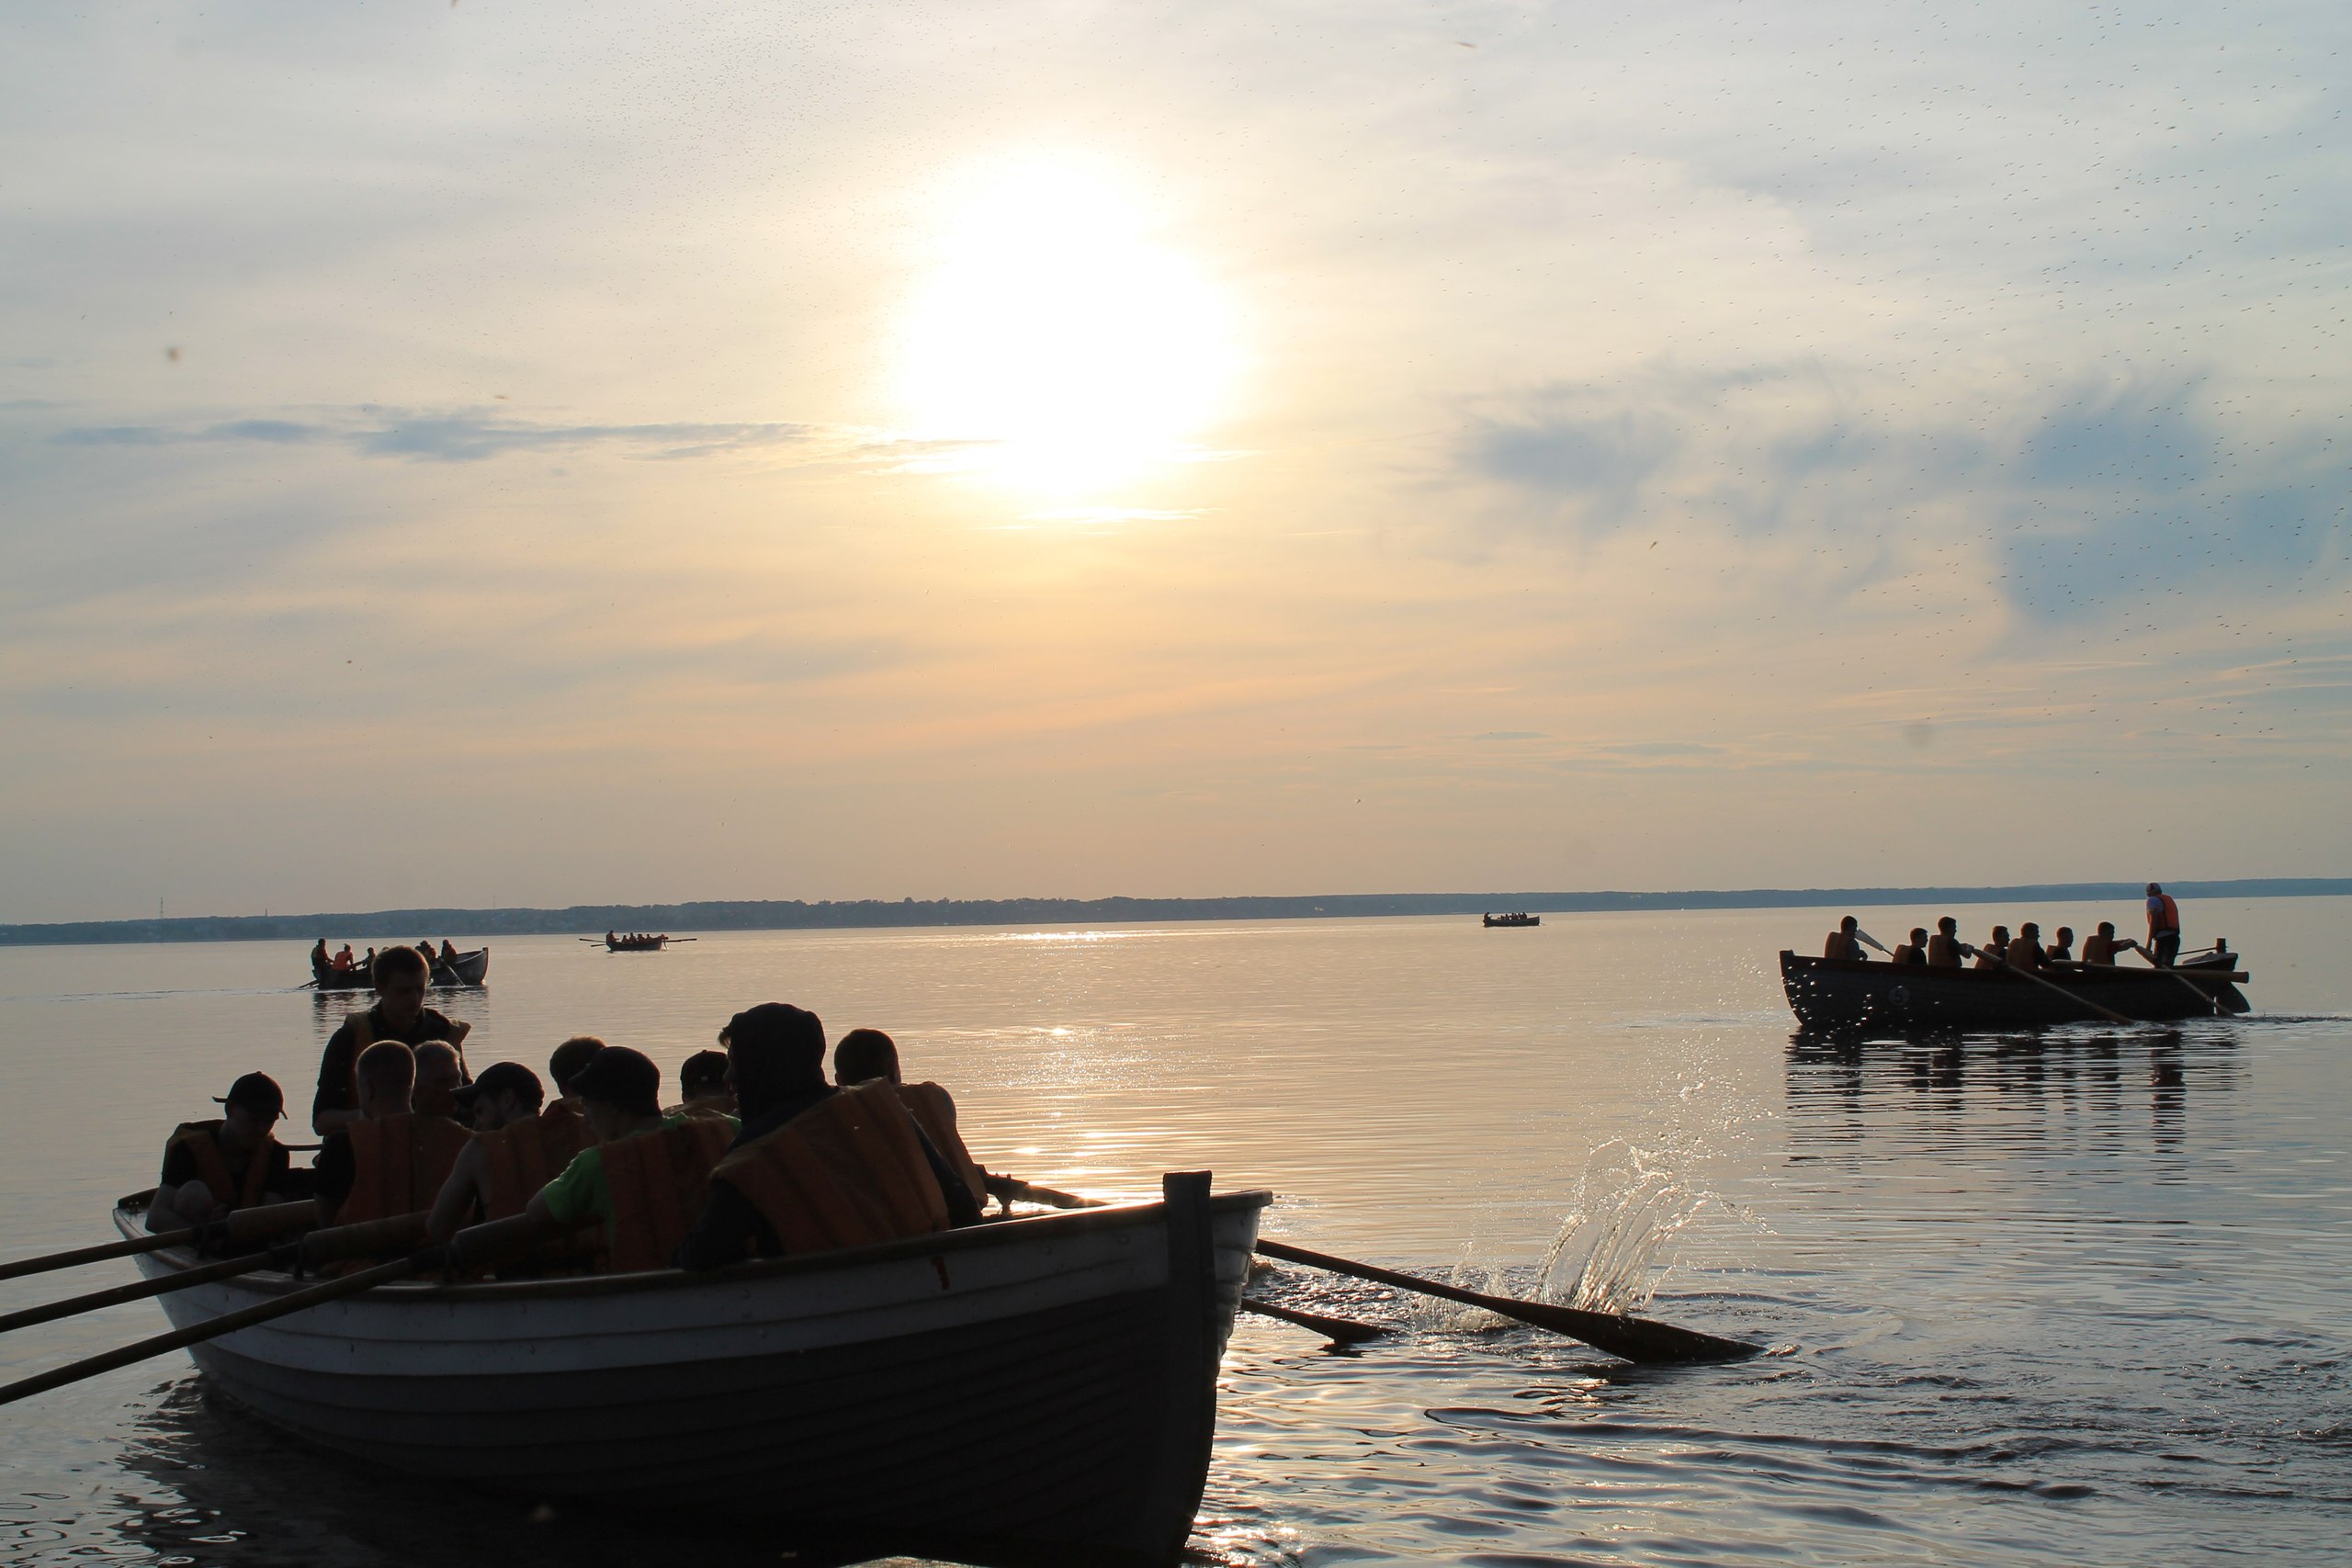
[1888,928,1930,966]
[526,1047,737,1273]
[2047,926,2076,964]
[1973,926,2012,969]
[426,1061,574,1242]
[1925,916,1964,968]
[414,1040,467,1120]
[674,1006,983,1272]
[311,945,469,1136]
[2082,921,2128,965]
[153,1072,295,1229]
[312,1042,474,1226]
[670,1049,736,1116]
[1823,916,1868,962]
[2004,922,2047,972]
[835,1027,990,1213]
[332,944,356,972]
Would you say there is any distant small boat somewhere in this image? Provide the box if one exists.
[1482,912,1541,928]
[308,947,489,990]
[1781,948,2249,1033]
[584,932,694,952]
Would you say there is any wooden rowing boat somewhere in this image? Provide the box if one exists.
[592,933,676,952]
[113,1177,1268,1563]
[309,948,488,989]
[1781,949,2249,1034]
[1482,912,1540,928]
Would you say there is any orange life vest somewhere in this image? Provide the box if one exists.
[2150,893,2180,935]
[335,1113,473,1225]
[895,1081,988,1210]
[710,1081,952,1259]
[598,1115,737,1274]
[164,1121,277,1210]
[479,1103,591,1222]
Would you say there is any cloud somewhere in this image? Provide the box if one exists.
[51,409,830,464]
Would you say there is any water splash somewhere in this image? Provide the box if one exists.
[1534,1139,1714,1314]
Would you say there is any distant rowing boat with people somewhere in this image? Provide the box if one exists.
[307,948,488,990]
[1481,912,1540,928]
[583,932,695,952]
[96,1178,1265,1563]
[1781,947,2250,1033]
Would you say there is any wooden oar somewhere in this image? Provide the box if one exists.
[2122,942,2226,1016]
[1253,1238,1760,1365]
[1242,1297,1389,1345]
[0,1200,318,1285]
[0,1213,587,1409]
[1854,929,1894,957]
[0,1249,279,1336]
[1960,942,2139,1025]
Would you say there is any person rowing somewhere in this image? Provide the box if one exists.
[1823,916,1869,961]
[425,1062,554,1243]
[2047,926,2076,964]
[669,1049,735,1116]
[2004,922,2048,972]
[2082,920,2127,965]
[834,1027,990,1213]
[1888,928,1929,966]
[413,1041,467,1121]
[1925,916,1964,968]
[312,1042,471,1230]
[311,945,469,1136]
[152,1072,296,1229]
[1973,926,2011,970]
[525,1046,737,1273]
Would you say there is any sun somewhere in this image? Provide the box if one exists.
[896,157,1238,497]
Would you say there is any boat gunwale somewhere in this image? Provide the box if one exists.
[114,1189,1272,1304]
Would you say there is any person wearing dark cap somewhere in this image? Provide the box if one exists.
[311,944,470,1137]
[674,1004,981,1271]
[426,1062,552,1243]
[548,1036,605,1105]
[670,1049,736,1116]
[526,1046,736,1272]
[153,1072,295,1228]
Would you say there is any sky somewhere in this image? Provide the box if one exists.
[2,0,2346,922]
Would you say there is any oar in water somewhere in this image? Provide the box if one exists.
[1960,942,2139,1026]
[0,1212,583,1409]
[2122,942,2227,1016]
[1254,1239,1760,1365]
[1241,1298,1390,1345]
[0,1200,319,1286]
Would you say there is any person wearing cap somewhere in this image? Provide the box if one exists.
[668,1049,736,1116]
[674,1005,982,1271]
[312,944,470,1137]
[526,1046,737,1272]
[153,1072,295,1227]
[426,1062,552,1243]
[548,1036,605,1104]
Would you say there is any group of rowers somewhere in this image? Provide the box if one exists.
[1822,883,2192,972]
[310,938,463,975]
[152,942,986,1277]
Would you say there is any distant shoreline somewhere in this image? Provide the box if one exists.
[3,877,2345,947]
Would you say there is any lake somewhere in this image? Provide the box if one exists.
[3,898,2346,1564]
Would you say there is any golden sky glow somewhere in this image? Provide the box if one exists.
[0,3,2346,921]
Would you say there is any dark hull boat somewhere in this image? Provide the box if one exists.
[308,947,489,990]
[116,1177,1267,1564]
[1781,950,2249,1034]
[1482,913,1540,928]
[601,934,671,951]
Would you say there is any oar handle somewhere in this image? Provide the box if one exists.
[986,1175,1104,1209]
[0,1248,279,1336]
[0,1198,318,1286]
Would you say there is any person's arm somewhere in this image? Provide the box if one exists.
[673,1181,772,1271]
[311,1133,354,1224]
[908,1122,985,1228]
[426,1139,488,1244]
[312,1029,358,1137]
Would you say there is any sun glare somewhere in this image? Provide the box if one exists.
[898,158,1237,497]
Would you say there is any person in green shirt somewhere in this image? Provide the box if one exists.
[526,1046,736,1247]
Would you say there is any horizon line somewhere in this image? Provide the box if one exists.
[4,876,2346,947]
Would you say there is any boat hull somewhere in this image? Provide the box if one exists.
[120,1184,1265,1563]
[309,947,487,990]
[1781,950,2249,1034]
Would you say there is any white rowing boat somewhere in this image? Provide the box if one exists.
[116,1174,1269,1564]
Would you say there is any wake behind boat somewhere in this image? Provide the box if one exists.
[110,1177,1267,1564]
[1782,947,2249,1032]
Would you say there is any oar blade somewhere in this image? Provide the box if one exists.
[1491,1294,1761,1364]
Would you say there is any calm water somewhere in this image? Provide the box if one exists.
[2,901,2347,1564]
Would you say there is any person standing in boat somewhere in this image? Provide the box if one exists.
[311,945,470,1136]
[524,1046,736,1271]
[1823,916,1869,961]
[152,1072,296,1228]
[2004,922,2048,971]
[311,938,330,971]
[2144,883,2183,967]
[1925,916,1964,967]
[1889,928,1930,966]
[1973,926,2011,969]
[2082,921,2127,965]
